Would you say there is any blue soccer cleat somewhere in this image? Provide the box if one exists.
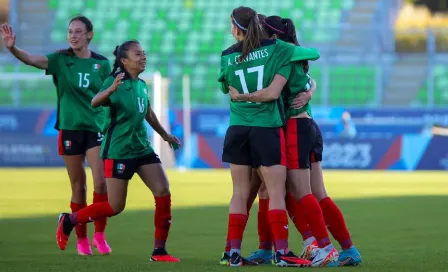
[338,246,362,266]
[246,249,272,264]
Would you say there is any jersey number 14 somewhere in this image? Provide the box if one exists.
[234,65,264,103]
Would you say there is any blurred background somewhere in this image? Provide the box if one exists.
[0,0,447,170]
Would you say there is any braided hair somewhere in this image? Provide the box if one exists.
[110,40,140,77]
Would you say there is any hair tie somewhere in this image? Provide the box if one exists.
[263,20,285,35]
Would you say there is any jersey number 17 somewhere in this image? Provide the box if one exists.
[234,65,264,103]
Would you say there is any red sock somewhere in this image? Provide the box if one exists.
[228,214,248,250]
[225,201,252,252]
[293,198,313,241]
[154,195,172,249]
[268,209,289,252]
[320,197,353,250]
[257,199,272,250]
[299,194,330,248]
[224,233,231,253]
[93,192,108,233]
[286,192,307,237]
[70,202,115,225]
[70,202,87,239]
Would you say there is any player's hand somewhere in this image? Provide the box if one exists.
[110,73,125,92]
[291,91,312,109]
[228,86,244,101]
[163,134,181,147]
[1,24,16,49]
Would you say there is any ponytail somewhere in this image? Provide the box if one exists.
[110,46,122,76]
[281,18,299,45]
[279,18,309,73]
[240,14,262,62]
[231,6,263,62]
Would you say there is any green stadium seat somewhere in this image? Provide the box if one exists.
[417,65,448,106]
[8,0,362,106]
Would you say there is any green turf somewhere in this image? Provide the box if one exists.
[1,169,448,271]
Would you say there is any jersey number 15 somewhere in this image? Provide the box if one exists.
[78,73,90,88]
[234,65,264,103]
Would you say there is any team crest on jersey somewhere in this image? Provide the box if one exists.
[143,88,148,95]
[93,64,101,72]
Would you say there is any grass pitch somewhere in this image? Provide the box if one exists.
[0,169,447,271]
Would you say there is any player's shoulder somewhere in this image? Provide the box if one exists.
[138,78,146,84]
[222,42,242,57]
[90,51,109,61]
[221,39,277,57]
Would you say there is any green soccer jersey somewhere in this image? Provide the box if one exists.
[46,51,111,132]
[283,64,314,118]
[100,75,153,160]
[218,39,295,127]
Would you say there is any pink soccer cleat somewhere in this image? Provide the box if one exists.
[93,232,112,255]
[77,237,93,256]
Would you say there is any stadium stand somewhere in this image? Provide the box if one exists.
[0,0,399,107]
[417,65,448,106]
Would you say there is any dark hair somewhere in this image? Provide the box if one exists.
[264,16,309,73]
[281,18,299,45]
[110,40,140,77]
[231,6,263,62]
[59,15,94,56]
[281,18,309,73]
[70,15,93,34]
[257,14,267,22]
[262,16,286,38]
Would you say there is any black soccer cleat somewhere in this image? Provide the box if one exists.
[228,252,258,267]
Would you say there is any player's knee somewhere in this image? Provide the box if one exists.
[71,181,87,198]
[93,178,107,194]
[312,190,327,201]
[266,186,286,208]
[110,201,126,215]
[152,186,170,197]
[258,186,269,199]
[232,191,249,204]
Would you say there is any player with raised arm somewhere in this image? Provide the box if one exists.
[218,6,320,267]
[1,17,112,256]
[56,40,181,263]
[229,16,361,267]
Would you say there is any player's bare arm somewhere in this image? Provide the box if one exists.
[91,73,124,108]
[146,106,181,146]
[291,78,316,109]
[1,24,49,69]
[229,74,288,102]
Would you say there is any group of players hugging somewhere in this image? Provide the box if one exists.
[1,4,361,268]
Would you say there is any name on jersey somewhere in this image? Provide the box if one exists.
[227,48,269,66]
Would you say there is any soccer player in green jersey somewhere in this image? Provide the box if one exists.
[1,16,112,256]
[218,6,313,267]
[56,40,181,263]
[229,16,361,267]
